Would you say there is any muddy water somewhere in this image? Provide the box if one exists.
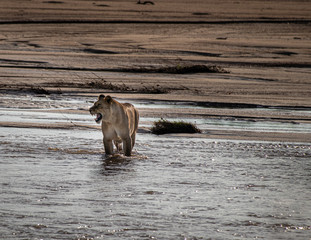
[1,95,311,239]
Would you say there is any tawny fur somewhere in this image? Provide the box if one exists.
[89,95,139,156]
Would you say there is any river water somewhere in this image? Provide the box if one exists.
[0,94,311,240]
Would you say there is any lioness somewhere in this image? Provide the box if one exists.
[89,95,139,156]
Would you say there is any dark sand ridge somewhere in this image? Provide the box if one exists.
[0,0,310,142]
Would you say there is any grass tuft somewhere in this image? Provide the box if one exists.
[87,80,168,94]
[126,64,229,74]
[30,86,50,95]
[151,118,202,135]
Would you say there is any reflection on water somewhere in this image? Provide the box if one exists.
[1,126,310,240]
[98,154,134,176]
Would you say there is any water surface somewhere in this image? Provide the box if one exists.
[1,125,310,240]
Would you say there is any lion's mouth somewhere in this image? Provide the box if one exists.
[94,113,102,123]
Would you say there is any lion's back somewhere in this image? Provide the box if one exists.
[122,102,139,133]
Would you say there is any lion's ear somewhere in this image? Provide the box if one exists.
[98,94,105,100]
[105,95,113,104]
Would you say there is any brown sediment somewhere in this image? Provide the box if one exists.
[0,0,310,142]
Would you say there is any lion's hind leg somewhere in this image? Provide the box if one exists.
[131,132,136,148]
[122,136,132,156]
[114,139,123,153]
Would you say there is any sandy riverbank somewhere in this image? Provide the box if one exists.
[0,0,310,142]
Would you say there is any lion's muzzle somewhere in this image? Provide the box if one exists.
[89,107,103,124]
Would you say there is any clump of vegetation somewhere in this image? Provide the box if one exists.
[87,80,168,94]
[137,85,169,94]
[151,118,202,135]
[87,80,130,91]
[125,64,229,74]
[30,86,50,95]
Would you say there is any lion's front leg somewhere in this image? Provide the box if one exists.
[103,138,113,155]
[122,136,132,156]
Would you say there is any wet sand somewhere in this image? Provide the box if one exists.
[0,0,311,142]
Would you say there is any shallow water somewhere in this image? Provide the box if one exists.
[1,92,311,134]
[2,107,311,134]
[1,125,311,240]
[1,93,311,239]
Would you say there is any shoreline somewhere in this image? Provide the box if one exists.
[1,122,310,144]
[0,0,310,143]
[1,90,310,143]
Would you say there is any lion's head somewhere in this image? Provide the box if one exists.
[89,94,113,124]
